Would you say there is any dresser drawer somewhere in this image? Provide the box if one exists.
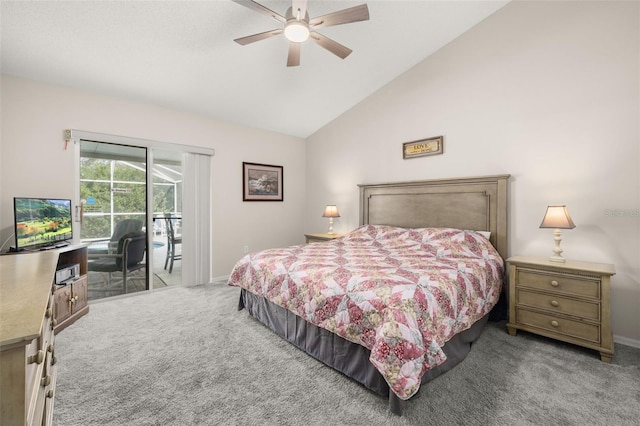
[40,295,55,351]
[517,289,600,321]
[37,347,57,426]
[25,337,43,420]
[517,308,600,344]
[517,269,600,299]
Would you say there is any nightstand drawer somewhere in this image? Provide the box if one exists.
[517,269,600,299]
[517,308,600,343]
[517,289,600,321]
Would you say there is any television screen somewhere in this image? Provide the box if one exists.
[14,197,73,251]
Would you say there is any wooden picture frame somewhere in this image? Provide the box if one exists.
[242,162,283,201]
[402,136,444,159]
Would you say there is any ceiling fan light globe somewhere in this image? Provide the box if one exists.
[284,22,309,42]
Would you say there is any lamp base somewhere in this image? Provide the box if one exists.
[549,228,566,263]
[327,217,334,234]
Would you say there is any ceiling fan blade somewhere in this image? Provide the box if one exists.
[309,32,352,59]
[309,4,369,29]
[232,0,286,23]
[287,42,301,67]
[291,0,308,20]
[234,29,283,45]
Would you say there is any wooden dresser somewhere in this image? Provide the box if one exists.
[0,245,88,425]
[506,255,615,362]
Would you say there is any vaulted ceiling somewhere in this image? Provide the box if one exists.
[1,1,510,138]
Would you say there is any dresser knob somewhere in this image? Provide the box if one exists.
[45,308,52,318]
[28,350,44,365]
[550,280,559,287]
[550,320,559,327]
[41,375,51,387]
[46,390,54,399]
[550,300,559,307]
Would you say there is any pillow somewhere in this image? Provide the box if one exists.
[477,230,491,239]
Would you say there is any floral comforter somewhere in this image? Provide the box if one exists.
[227,225,504,400]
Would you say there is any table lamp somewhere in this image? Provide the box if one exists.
[322,205,340,234]
[539,205,576,263]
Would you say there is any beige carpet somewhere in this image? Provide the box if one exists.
[53,284,640,425]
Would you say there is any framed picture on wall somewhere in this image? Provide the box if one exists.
[402,136,444,159]
[242,162,284,201]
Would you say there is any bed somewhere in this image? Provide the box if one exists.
[228,175,510,415]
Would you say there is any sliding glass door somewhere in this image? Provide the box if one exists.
[80,142,149,300]
[78,141,187,300]
[71,129,213,295]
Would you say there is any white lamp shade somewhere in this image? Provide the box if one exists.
[322,205,340,218]
[539,205,576,229]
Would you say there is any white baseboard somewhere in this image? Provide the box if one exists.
[614,334,640,349]
[211,275,229,284]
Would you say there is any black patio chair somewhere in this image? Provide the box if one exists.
[88,231,147,294]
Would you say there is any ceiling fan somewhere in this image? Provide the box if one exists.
[232,0,370,67]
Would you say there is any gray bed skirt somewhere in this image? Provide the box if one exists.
[238,288,490,415]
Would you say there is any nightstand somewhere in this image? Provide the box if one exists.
[304,233,344,243]
[506,255,616,362]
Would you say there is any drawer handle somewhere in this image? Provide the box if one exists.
[28,350,44,365]
[45,308,52,318]
[550,280,559,287]
[41,375,51,387]
[46,390,54,399]
[550,300,560,307]
[48,344,56,364]
[550,320,559,327]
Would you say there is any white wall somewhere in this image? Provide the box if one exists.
[305,1,640,344]
[0,75,306,278]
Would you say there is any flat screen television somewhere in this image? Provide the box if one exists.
[13,197,73,251]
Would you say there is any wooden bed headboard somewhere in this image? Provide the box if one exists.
[358,175,510,259]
